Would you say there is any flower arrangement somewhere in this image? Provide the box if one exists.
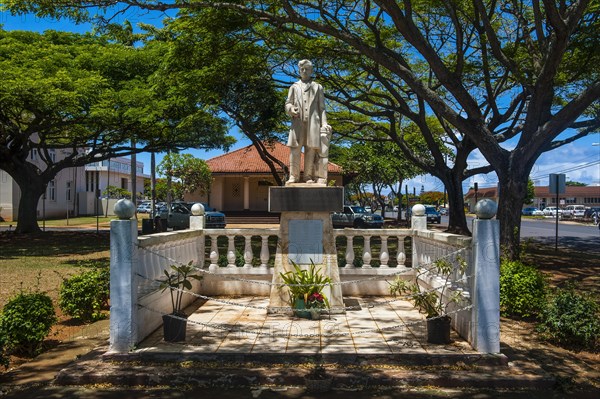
[280,260,331,318]
[307,292,327,309]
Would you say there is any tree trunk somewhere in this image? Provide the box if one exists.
[12,173,46,234]
[445,172,471,236]
[497,174,529,260]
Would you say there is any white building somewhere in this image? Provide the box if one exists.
[0,151,147,222]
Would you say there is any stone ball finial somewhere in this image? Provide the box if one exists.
[114,199,135,220]
[412,204,426,216]
[191,203,205,216]
[475,199,498,219]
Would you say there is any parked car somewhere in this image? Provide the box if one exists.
[424,206,441,224]
[583,206,600,223]
[542,206,563,217]
[439,207,448,216]
[561,204,586,219]
[332,206,384,228]
[521,207,543,216]
[154,202,226,231]
[136,203,152,214]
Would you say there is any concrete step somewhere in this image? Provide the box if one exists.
[55,348,554,390]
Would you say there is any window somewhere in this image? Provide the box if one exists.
[231,182,241,197]
[47,180,56,201]
[31,149,38,161]
[121,178,128,190]
[66,181,72,202]
[86,171,94,192]
[49,150,56,163]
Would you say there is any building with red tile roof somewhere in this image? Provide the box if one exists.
[465,185,600,211]
[185,142,344,212]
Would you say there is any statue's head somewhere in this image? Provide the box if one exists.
[298,59,313,80]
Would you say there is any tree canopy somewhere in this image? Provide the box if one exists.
[158,152,212,200]
[0,28,233,232]
[3,0,600,257]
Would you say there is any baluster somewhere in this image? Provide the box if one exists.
[209,235,219,272]
[244,235,253,269]
[362,235,372,268]
[260,235,270,268]
[227,235,236,268]
[346,235,355,268]
[396,236,406,266]
[379,235,389,267]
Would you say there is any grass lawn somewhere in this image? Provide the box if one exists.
[0,215,150,229]
[0,232,110,309]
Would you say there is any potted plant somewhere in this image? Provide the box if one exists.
[389,255,467,344]
[160,261,203,342]
[280,261,331,320]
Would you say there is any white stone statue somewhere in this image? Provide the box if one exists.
[285,59,332,185]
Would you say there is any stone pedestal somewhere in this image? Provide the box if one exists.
[267,187,344,314]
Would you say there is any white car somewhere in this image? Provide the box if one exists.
[562,205,586,219]
[542,207,563,217]
[136,203,152,213]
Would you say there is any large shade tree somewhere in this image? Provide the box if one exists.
[155,9,288,185]
[4,1,600,258]
[158,152,212,201]
[0,29,232,233]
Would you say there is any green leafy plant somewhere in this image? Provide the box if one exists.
[0,292,57,357]
[389,255,467,318]
[279,261,332,309]
[537,286,600,350]
[0,329,9,369]
[58,268,110,322]
[217,249,245,268]
[160,261,203,315]
[500,259,547,318]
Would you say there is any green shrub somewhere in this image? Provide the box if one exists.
[537,286,600,350]
[218,250,245,268]
[0,330,9,369]
[0,292,57,357]
[58,268,110,322]
[500,259,547,318]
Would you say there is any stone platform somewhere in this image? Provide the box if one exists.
[53,298,553,390]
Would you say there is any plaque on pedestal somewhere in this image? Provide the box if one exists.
[269,186,343,213]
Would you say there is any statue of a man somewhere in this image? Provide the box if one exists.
[285,59,332,185]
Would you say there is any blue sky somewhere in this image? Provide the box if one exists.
[2,10,599,194]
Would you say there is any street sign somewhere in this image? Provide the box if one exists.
[549,173,566,194]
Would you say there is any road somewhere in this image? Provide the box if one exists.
[436,216,600,255]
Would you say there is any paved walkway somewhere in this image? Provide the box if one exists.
[137,297,476,356]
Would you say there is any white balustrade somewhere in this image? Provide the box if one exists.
[362,235,372,268]
[334,229,410,269]
[260,235,270,269]
[345,235,354,268]
[379,236,389,267]
[244,236,253,269]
